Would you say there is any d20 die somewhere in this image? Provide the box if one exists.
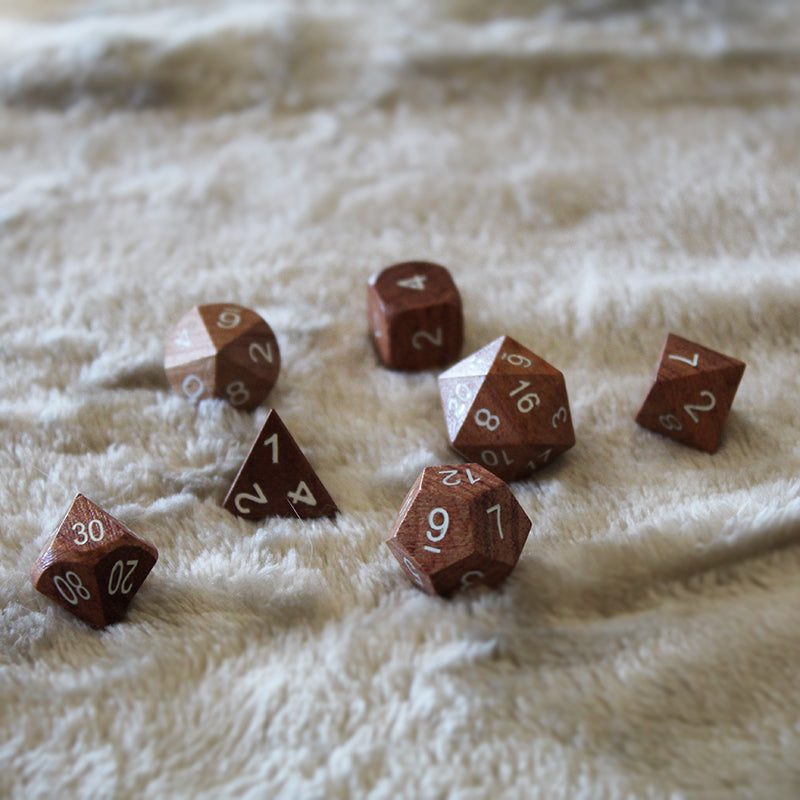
[635,333,746,453]
[164,303,280,411]
[367,261,463,371]
[223,408,338,521]
[386,463,531,596]
[31,494,158,628]
[438,335,575,481]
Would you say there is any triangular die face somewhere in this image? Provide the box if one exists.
[95,544,158,626]
[223,409,338,521]
[197,303,260,352]
[655,333,745,385]
[164,307,216,370]
[489,336,562,378]
[50,494,126,556]
[439,375,487,441]
[216,318,280,379]
[438,336,505,381]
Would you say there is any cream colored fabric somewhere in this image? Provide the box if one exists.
[2,2,800,797]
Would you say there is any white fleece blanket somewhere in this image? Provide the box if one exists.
[2,1,800,797]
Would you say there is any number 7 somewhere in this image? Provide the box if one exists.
[486,504,503,539]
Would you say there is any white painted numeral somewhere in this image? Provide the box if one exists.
[403,557,424,587]
[235,483,268,515]
[225,381,250,406]
[659,414,683,431]
[509,380,540,413]
[460,570,485,588]
[53,571,91,605]
[438,468,481,486]
[486,504,504,539]
[684,390,716,423]
[217,307,242,329]
[447,382,472,419]
[482,450,514,467]
[182,374,205,402]
[175,328,191,348]
[668,352,699,368]
[424,507,450,553]
[287,480,316,507]
[108,559,138,595]
[475,409,500,431]
[527,449,552,469]
[263,432,279,463]
[397,275,427,291]
[249,342,274,366]
[411,328,443,350]
[73,519,104,546]
[500,352,532,368]
[552,406,568,428]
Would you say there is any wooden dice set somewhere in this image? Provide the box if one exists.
[31,263,747,625]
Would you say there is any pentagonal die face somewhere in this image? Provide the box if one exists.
[164,303,281,410]
[386,463,531,596]
[635,333,745,453]
[31,494,158,628]
[367,261,463,371]
[438,336,575,481]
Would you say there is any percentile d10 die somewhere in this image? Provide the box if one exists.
[31,494,158,628]
[386,463,531,596]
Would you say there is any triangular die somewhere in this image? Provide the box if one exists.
[223,409,338,521]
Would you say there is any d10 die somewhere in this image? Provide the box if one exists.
[164,303,280,411]
[635,333,745,453]
[367,261,463,371]
[31,494,158,628]
[386,463,531,596]
[223,409,338,520]
[438,335,575,481]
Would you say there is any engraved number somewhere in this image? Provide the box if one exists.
[500,352,532,368]
[53,571,91,605]
[668,352,699,368]
[486,504,504,539]
[411,328,443,350]
[73,519,104,546]
[552,406,568,428]
[287,481,316,507]
[403,557,424,587]
[460,570,485,588]
[475,409,500,431]
[249,342,274,366]
[509,380,540,413]
[481,450,514,467]
[225,381,250,407]
[182,374,205,402]
[108,559,138,595]
[235,483,268,515]
[217,307,242,329]
[175,328,191,348]
[263,432,279,463]
[423,507,450,553]
[659,414,683,431]
[397,275,427,291]
[438,468,480,486]
[684,391,716,423]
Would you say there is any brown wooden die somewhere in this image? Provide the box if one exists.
[367,261,463,371]
[31,494,158,629]
[635,333,746,453]
[164,303,280,411]
[223,408,338,520]
[437,335,575,481]
[386,463,531,596]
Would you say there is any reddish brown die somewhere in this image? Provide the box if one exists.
[31,494,158,628]
[367,261,463,371]
[164,303,280,411]
[223,409,338,520]
[635,333,746,453]
[386,463,531,596]
[438,335,575,481]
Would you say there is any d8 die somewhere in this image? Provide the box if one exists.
[438,335,575,481]
[386,463,531,596]
[31,494,158,628]
[635,333,745,453]
[367,261,463,371]
[164,303,280,411]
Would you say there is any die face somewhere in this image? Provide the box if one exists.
[31,494,158,628]
[367,262,463,371]
[386,463,531,596]
[223,409,338,521]
[165,303,280,409]
[635,333,746,453]
[438,336,575,480]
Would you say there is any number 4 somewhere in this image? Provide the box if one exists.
[287,481,316,507]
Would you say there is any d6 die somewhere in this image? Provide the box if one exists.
[31,494,158,628]
[164,303,280,411]
[367,261,463,371]
[635,333,745,453]
[438,335,575,481]
[386,463,531,596]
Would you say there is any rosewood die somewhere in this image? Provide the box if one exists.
[164,303,280,411]
[223,409,338,520]
[386,463,531,596]
[367,261,463,371]
[31,494,158,628]
[635,333,746,453]
[438,335,575,481]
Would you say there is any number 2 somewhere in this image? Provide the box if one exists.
[411,328,443,350]
[684,390,716,423]
[234,483,268,515]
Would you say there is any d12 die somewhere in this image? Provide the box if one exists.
[164,303,280,411]
[635,333,746,453]
[367,261,463,371]
[438,335,575,481]
[386,463,531,596]
[31,494,158,628]
[223,409,338,520]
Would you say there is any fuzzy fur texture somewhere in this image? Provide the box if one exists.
[1,1,800,798]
